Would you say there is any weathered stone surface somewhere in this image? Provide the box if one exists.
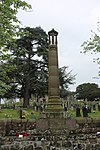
[47,29,63,114]
[36,119,48,131]
[0,113,100,149]
[24,145,34,150]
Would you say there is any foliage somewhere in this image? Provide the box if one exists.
[76,83,100,101]
[1,26,76,106]
[0,63,13,97]
[0,16,76,106]
[0,0,31,97]
[59,66,75,90]
[59,66,76,98]
[3,27,48,107]
[81,22,100,74]
[82,22,100,53]
[0,0,31,49]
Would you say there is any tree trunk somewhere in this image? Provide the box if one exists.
[23,52,31,108]
[23,87,30,108]
[23,77,30,108]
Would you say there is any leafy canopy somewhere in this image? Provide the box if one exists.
[76,83,100,101]
[59,66,75,90]
[82,22,100,53]
[81,22,100,74]
[3,26,48,107]
[0,0,31,48]
[0,0,31,97]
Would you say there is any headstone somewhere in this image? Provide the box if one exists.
[76,106,81,117]
[64,105,67,111]
[98,103,100,111]
[93,104,96,111]
[19,108,23,119]
[82,106,88,117]
[87,106,91,113]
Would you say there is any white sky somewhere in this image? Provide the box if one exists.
[17,0,100,91]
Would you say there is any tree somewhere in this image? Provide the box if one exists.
[82,22,100,74]
[0,59,21,106]
[0,0,31,98]
[6,27,48,107]
[76,83,100,101]
[59,66,76,99]
[0,0,31,49]
[1,25,76,107]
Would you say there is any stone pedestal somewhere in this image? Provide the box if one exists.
[36,118,77,134]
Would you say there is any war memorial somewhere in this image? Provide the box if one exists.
[0,29,100,149]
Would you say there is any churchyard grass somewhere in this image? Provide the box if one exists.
[69,109,100,119]
[0,100,100,120]
[0,109,100,120]
[89,111,100,118]
[0,109,40,120]
[68,105,100,119]
[0,109,18,119]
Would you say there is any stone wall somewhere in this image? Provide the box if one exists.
[0,119,100,149]
[0,132,100,149]
[0,120,36,136]
[0,118,100,136]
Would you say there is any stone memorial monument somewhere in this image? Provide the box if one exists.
[45,29,63,118]
[37,29,68,132]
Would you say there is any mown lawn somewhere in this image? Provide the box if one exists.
[0,109,40,120]
[69,109,100,119]
[0,109,18,119]
[0,107,100,120]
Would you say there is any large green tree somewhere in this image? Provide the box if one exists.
[0,0,31,49]
[0,0,31,98]
[76,83,100,101]
[6,27,48,107]
[0,25,75,107]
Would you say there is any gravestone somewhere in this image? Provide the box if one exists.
[19,108,22,119]
[93,104,96,111]
[76,106,81,117]
[82,106,88,117]
[98,103,100,111]
[87,106,91,113]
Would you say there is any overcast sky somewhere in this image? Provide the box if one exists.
[18,0,100,91]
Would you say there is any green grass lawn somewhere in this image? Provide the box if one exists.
[0,109,18,119]
[0,109,40,120]
[0,107,100,120]
[69,109,100,119]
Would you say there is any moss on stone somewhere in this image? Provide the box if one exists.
[46,98,63,112]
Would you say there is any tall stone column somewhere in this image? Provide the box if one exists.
[48,29,60,99]
[47,29,63,114]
